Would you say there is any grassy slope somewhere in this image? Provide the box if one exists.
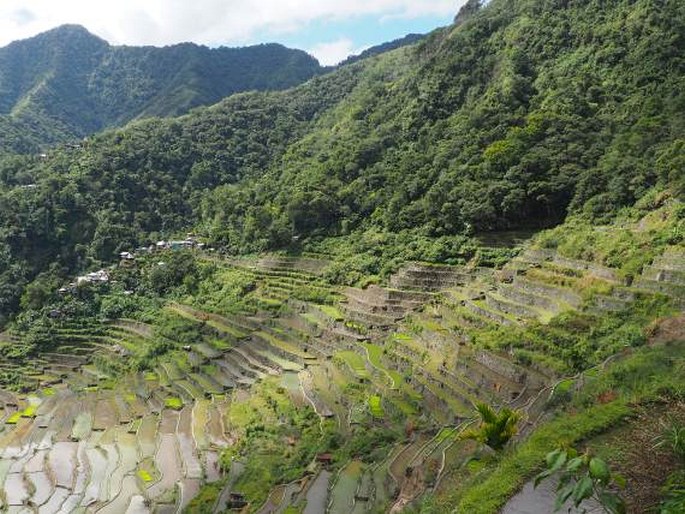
[425,333,685,513]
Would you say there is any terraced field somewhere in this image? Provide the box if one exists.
[0,245,681,512]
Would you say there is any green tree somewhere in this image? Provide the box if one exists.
[460,402,521,451]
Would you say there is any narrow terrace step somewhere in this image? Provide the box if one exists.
[496,283,565,315]
[484,291,541,320]
[515,248,556,265]
[413,374,471,417]
[110,319,154,339]
[272,315,321,339]
[225,314,266,333]
[390,263,486,292]
[195,343,222,360]
[232,346,279,375]
[345,286,432,309]
[511,276,582,308]
[256,255,331,275]
[0,332,21,343]
[342,306,399,328]
[454,356,524,403]
[641,265,685,286]
[298,330,345,356]
[267,278,332,293]
[189,373,226,396]
[344,296,408,316]
[167,304,249,340]
[160,362,185,382]
[216,354,262,381]
[41,353,89,365]
[259,288,291,302]
[651,248,685,272]
[206,366,237,390]
[474,350,530,385]
[174,379,205,401]
[461,297,519,326]
[255,349,303,372]
[416,370,475,413]
[322,324,368,344]
[252,330,314,363]
[251,268,323,283]
[551,255,621,283]
[587,292,633,313]
[631,279,685,305]
[388,434,432,484]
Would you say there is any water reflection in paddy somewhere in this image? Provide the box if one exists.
[148,433,182,500]
[178,407,202,479]
[39,486,70,513]
[304,470,331,514]
[48,441,77,488]
[27,470,53,506]
[137,414,158,458]
[4,472,30,505]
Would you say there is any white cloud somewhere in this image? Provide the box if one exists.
[309,39,369,66]
[0,0,461,48]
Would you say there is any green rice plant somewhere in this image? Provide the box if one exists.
[336,351,370,380]
[369,395,384,419]
[21,404,37,418]
[653,419,685,464]
[6,411,22,424]
[318,304,345,321]
[137,469,154,482]
[660,470,685,514]
[165,397,183,410]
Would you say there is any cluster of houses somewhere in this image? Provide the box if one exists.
[58,269,111,294]
[127,234,208,258]
[57,233,211,295]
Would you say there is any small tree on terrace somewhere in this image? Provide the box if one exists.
[460,402,521,451]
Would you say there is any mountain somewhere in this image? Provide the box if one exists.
[0,24,323,152]
[0,0,682,318]
[0,1,683,512]
[338,33,426,67]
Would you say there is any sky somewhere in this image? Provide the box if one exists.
[0,1,464,66]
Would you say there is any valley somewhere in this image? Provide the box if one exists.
[0,0,683,512]
[0,201,682,512]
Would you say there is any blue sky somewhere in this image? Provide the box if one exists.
[0,1,463,65]
[264,13,454,64]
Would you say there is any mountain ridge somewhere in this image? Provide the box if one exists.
[0,24,324,152]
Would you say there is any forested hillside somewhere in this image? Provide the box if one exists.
[0,24,322,153]
[338,33,425,66]
[0,0,684,321]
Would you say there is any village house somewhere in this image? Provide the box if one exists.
[169,239,195,250]
[76,269,110,286]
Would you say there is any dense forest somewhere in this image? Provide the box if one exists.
[0,0,684,325]
[0,24,323,153]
